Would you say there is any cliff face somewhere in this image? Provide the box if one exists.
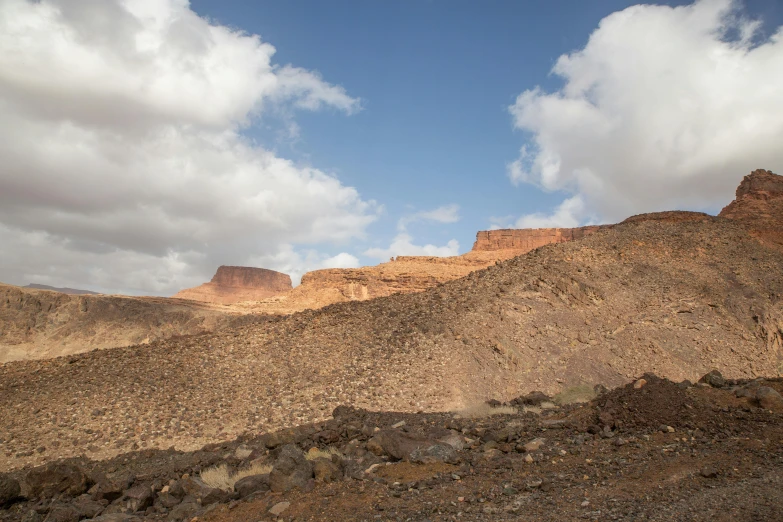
[471,225,610,253]
[719,169,783,249]
[173,266,292,305]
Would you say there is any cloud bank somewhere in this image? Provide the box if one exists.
[508,0,783,227]
[0,0,374,294]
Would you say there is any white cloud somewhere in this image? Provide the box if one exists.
[508,0,783,224]
[364,233,460,260]
[492,196,586,229]
[0,0,375,294]
[364,204,461,260]
[247,246,360,287]
[397,204,460,231]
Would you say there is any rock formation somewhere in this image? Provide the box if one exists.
[174,266,292,305]
[472,225,609,253]
[719,168,783,249]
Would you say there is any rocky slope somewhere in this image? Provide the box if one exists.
[0,284,234,362]
[173,267,292,305]
[1,212,782,473]
[719,168,783,249]
[1,373,781,521]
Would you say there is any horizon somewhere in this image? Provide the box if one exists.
[1,0,782,295]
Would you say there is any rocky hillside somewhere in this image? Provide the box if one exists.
[173,266,292,305]
[0,284,234,363]
[24,284,98,295]
[1,211,782,472]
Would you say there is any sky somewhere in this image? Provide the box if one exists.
[0,0,782,295]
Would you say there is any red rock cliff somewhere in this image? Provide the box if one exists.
[173,266,292,305]
[472,226,610,253]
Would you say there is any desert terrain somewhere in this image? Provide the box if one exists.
[0,169,782,521]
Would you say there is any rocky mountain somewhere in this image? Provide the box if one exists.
[24,284,98,295]
[173,266,292,305]
[0,284,235,363]
[2,190,782,472]
[719,168,783,249]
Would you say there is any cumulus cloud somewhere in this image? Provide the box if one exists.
[508,0,783,225]
[397,204,460,231]
[363,233,460,260]
[365,204,461,260]
[0,0,374,294]
[491,196,587,229]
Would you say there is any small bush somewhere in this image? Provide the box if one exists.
[305,446,341,461]
[200,461,272,491]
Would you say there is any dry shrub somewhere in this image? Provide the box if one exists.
[454,403,517,419]
[200,461,272,491]
[305,446,341,461]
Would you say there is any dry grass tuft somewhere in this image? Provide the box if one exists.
[305,446,342,461]
[454,403,517,419]
[554,384,597,405]
[200,461,272,491]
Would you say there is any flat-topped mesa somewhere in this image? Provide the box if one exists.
[173,266,292,305]
[210,266,292,292]
[472,225,610,253]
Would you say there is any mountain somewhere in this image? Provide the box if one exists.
[24,283,99,295]
[1,170,781,473]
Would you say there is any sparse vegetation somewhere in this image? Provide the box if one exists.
[305,446,342,460]
[200,461,272,491]
[454,402,517,419]
[554,384,597,405]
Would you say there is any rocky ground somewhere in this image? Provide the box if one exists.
[1,372,782,521]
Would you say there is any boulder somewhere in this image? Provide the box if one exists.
[0,474,21,506]
[512,391,552,406]
[756,386,783,410]
[46,506,80,522]
[409,444,460,464]
[268,445,313,493]
[89,474,133,503]
[25,463,89,499]
[180,477,228,506]
[72,496,105,519]
[312,458,341,483]
[233,474,270,498]
[365,430,431,461]
[122,484,154,513]
[699,370,725,388]
[154,492,181,509]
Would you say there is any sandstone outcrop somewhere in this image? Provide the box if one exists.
[173,266,292,305]
[472,225,609,253]
[719,169,783,249]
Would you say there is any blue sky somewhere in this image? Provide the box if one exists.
[190,0,783,262]
[0,0,782,294]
